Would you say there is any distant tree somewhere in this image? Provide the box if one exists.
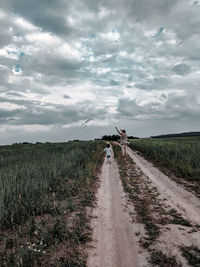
[151,131,200,139]
[128,136,139,139]
[102,135,139,141]
[101,135,120,141]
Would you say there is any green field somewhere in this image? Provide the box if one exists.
[0,141,104,266]
[130,137,200,181]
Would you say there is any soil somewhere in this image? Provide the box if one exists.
[87,148,148,267]
[127,147,200,226]
[127,146,200,266]
[87,145,200,267]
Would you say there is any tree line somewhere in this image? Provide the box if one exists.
[151,131,200,139]
[101,135,139,141]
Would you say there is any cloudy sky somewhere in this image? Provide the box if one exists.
[0,0,200,144]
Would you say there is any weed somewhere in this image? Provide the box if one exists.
[1,246,43,267]
[150,250,182,267]
[56,252,86,266]
[181,245,200,266]
[168,209,192,227]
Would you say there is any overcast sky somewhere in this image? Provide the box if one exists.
[0,0,200,144]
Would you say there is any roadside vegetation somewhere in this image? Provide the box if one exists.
[129,137,200,187]
[181,245,200,266]
[0,141,104,266]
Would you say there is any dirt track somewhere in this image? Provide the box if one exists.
[87,148,148,267]
[127,146,200,226]
[87,145,200,267]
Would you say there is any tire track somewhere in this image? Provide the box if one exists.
[87,147,148,267]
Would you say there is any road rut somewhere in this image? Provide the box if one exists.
[87,149,147,267]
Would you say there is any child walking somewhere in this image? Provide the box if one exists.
[104,143,112,164]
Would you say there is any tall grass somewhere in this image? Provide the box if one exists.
[130,137,200,181]
[0,141,103,229]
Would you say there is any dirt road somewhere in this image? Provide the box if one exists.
[127,147,200,226]
[87,148,148,267]
[126,146,200,266]
[87,145,200,267]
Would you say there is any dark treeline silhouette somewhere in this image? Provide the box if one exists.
[12,142,46,145]
[151,131,200,139]
[102,135,120,141]
[128,136,139,140]
[101,135,139,141]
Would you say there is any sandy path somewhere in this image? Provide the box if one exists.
[87,149,148,267]
[127,146,200,226]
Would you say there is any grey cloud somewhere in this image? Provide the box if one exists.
[110,79,120,86]
[135,77,170,90]
[0,26,12,47]
[0,96,109,126]
[117,89,200,121]
[1,0,197,93]
[21,53,82,80]
[172,35,200,61]
[5,91,25,97]
[172,63,191,75]
[164,93,200,119]
[117,98,142,117]
[126,0,178,23]
[2,0,73,37]
[0,109,22,123]
[19,109,77,126]
[63,94,71,99]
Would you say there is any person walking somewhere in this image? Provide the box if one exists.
[115,126,128,157]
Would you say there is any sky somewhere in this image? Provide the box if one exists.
[0,0,200,144]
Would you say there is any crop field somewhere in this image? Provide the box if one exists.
[0,141,104,266]
[130,137,200,182]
